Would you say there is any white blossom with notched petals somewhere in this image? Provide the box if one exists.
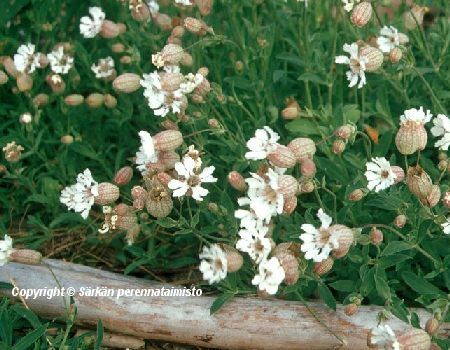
[91,57,115,79]
[236,225,272,264]
[431,114,450,150]
[335,43,367,89]
[245,126,280,160]
[364,157,397,192]
[369,325,400,350]
[80,7,105,38]
[400,106,432,124]
[377,26,401,53]
[252,257,285,295]
[47,47,73,74]
[441,218,450,235]
[199,244,227,284]
[135,131,158,175]
[0,235,13,266]
[13,43,41,74]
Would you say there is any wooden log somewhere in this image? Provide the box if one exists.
[0,259,448,350]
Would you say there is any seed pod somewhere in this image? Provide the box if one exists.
[276,250,299,285]
[195,0,213,16]
[162,119,179,131]
[161,44,184,66]
[160,72,183,91]
[300,158,316,178]
[9,249,42,265]
[86,93,104,108]
[16,73,33,91]
[421,184,440,208]
[198,67,209,77]
[100,20,120,38]
[130,1,150,21]
[351,2,373,27]
[282,99,301,120]
[425,318,439,336]
[335,124,356,140]
[111,43,125,53]
[115,211,138,231]
[391,166,405,183]
[194,77,211,96]
[146,181,173,218]
[153,130,183,151]
[369,227,383,245]
[332,139,346,155]
[154,13,173,31]
[32,93,49,108]
[278,175,298,197]
[220,244,243,273]
[287,138,316,162]
[407,165,433,199]
[403,5,427,30]
[156,172,172,186]
[348,188,365,201]
[172,26,185,38]
[344,303,359,316]
[228,171,247,192]
[359,46,384,71]
[396,328,431,350]
[330,225,354,258]
[2,57,18,78]
[0,70,8,85]
[114,166,133,186]
[180,52,193,67]
[282,195,297,215]
[267,145,297,168]
[113,73,141,93]
[299,179,315,194]
[314,257,334,276]
[120,56,132,64]
[95,182,120,205]
[389,47,403,64]
[158,151,180,170]
[64,94,84,106]
[183,17,212,35]
[394,214,407,228]
[131,186,147,210]
[61,135,74,145]
[395,121,427,155]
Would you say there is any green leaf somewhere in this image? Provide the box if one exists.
[94,320,103,350]
[375,267,391,300]
[298,73,328,86]
[401,272,444,296]
[342,104,361,124]
[329,280,355,293]
[210,292,234,315]
[156,217,179,228]
[318,283,336,310]
[381,241,412,256]
[285,118,321,136]
[11,324,46,350]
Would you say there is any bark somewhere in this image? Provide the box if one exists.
[0,259,448,350]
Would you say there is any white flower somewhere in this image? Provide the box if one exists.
[19,112,32,124]
[252,257,285,295]
[80,7,105,38]
[168,156,217,201]
[135,131,159,175]
[431,114,450,150]
[236,225,272,264]
[377,26,401,53]
[364,157,397,192]
[91,57,115,79]
[245,126,280,160]
[441,218,450,234]
[0,235,13,266]
[199,244,227,284]
[47,47,74,74]
[146,0,159,15]
[335,43,367,89]
[60,169,99,219]
[245,169,284,222]
[369,325,400,350]
[400,106,432,124]
[175,0,193,5]
[341,0,360,12]
[13,43,41,74]
[179,73,204,94]
[300,209,339,262]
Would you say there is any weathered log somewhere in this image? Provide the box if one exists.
[0,259,448,350]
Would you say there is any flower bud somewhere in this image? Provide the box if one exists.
[85,93,104,108]
[425,318,439,336]
[220,244,243,273]
[9,249,42,265]
[146,181,173,218]
[60,135,74,145]
[351,2,373,27]
[2,57,18,78]
[64,94,84,106]
[131,186,147,210]
[332,139,346,155]
[267,145,297,168]
[183,17,212,35]
[180,52,193,67]
[300,158,316,178]
[0,70,7,85]
[157,151,180,171]
[282,99,301,120]
[369,227,383,245]
[403,5,427,30]
[344,303,359,316]
[114,166,133,186]
[421,185,440,208]
[111,43,125,53]
[195,0,213,16]
[153,130,183,151]
[359,46,383,72]
[125,224,140,245]
[228,171,247,192]
[391,166,405,183]
[438,160,448,171]
[120,56,132,64]
[114,205,138,231]
[394,214,407,228]
[396,328,431,350]
[2,142,24,163]
[314,257,334,276]
[389,47,403,64]
[282,195,298,215]
[278,175,298,197]
[113,73,141,93]
[16,73,33,91]
[287,138,316,162]
[130,0,150,21]
[348,188,365,201]
[95,182,120,205]
[100,20,120,38]
[407,165,432,199]
[299,179,315,194]
[335,124,356,140]
[19,113,32,124]
[331,225,354,259]
[442,191,450,209]
[46,74,65,94]
[154,13,173,31]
